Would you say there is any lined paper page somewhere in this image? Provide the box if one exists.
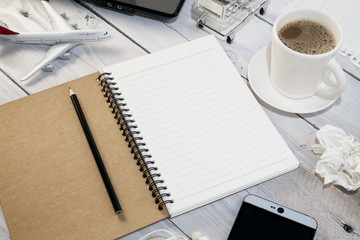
[103,36,298,217]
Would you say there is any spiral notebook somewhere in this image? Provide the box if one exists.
[0,36,298,240]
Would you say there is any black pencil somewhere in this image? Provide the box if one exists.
[69,87,122,214]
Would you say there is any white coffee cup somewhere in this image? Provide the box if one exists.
[270,9,346,99]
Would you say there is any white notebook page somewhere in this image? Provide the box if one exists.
[103,36,298,217]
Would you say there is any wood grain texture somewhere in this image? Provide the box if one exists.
[0,0,359,239]
[81,1,189,53]
[0,71,27,104]
[0,0,146,93]
[137,1,360,239]
[171,105,360,240]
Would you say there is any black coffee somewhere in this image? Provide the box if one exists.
[278,19,336,55]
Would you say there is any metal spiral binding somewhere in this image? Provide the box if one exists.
[97,72,174,210]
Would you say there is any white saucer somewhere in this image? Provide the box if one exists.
[248,45,339,114]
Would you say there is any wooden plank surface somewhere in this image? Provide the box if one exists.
[0,0,359,239]
[0,0,146,93]
[0,71,27,104]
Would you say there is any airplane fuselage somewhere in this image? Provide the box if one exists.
[4,30,111,44]
[0,0,113,81]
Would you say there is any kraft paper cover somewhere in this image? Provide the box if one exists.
[0,72,169,240]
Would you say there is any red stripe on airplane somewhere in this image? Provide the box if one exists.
[0,26,19,35]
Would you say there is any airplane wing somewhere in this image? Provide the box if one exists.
[21,42,78,81]
[41,0,74,32]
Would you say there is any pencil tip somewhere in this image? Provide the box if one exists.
[69,87,75,96]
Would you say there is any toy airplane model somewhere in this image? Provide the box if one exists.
[0,0,112,81]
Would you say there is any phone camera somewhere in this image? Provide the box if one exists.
[277,207,284,214]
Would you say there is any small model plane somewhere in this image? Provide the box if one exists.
[0,0,112,81]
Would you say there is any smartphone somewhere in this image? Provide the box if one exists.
[81,0,185,20]
[228,195,317,240]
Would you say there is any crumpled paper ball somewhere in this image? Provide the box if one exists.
[312,124,360,191]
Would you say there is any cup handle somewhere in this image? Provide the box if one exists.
[316,59,346,98]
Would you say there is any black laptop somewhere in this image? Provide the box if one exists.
[80,0,186,20]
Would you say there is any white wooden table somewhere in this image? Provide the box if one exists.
[0,0,359,239]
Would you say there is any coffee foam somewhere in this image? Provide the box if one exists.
[278,19,336,55]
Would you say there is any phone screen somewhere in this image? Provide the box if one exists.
[228,200,316,240]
